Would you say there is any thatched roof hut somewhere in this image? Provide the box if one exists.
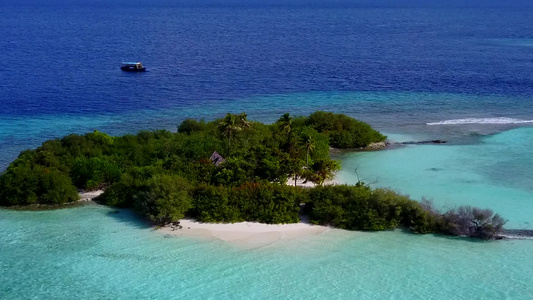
[210,151,226,166]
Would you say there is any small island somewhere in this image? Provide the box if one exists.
[0,111,506,240]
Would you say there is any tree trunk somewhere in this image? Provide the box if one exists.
[227,135,232,156]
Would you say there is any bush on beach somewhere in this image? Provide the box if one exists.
[441,206,507,239]
[306,185,442,232]
[0,162,78,206]
[192,182,303,224]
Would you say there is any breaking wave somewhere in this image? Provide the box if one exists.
[427,117,533,125]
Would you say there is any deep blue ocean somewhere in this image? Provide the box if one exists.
[1,0,533,299]
[2,0,533,168]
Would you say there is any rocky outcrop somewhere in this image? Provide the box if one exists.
[355,141,390,151]
[400,140,447,145]
[356,140,447,151]
[330,140,448,153]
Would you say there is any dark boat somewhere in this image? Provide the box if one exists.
[120,62,146,72]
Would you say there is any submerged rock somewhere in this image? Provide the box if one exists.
[400,140,447,145]
[349,140,448,152]
[498,229,533,239]
[355,141,390,151]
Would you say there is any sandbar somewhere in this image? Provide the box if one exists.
[159,219,331,249]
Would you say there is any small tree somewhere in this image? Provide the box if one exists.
[287,158,304,186]
[218,113,251,155]
[277,113,292,135]
[304,135,315,168]
[218,113,243,154]
[178,119,207,134]
[442,206,507,239]
[135,175,192,225]
[308,159,341,185]
[238,113,251,129]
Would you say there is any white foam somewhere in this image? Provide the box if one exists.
[427,117,533,125]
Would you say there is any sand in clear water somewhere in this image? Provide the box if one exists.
[159,219,332,250]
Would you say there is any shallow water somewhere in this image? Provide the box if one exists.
[1,204,532,299]
[336,127,533,229]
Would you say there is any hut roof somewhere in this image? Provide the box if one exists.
[210,151,226,166]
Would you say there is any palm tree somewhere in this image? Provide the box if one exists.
[310,159,340,185]
[238,113,251,129]
[288,158,304,187]
[304,135,315,168]
[218,113,243,153]
[277,113,292,135]
[238,112,252,149]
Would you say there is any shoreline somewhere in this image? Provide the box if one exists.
[330,139,450,153]
[159,219,333,249]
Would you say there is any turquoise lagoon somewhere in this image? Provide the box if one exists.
[1,204,532,299]
[337,127,533,228]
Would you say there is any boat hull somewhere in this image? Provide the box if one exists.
[121,66,146,72]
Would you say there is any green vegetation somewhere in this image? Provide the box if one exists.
[0,111,359,207]
[0,111,505,239]
[192,183,303,224]
[0,156,79,205]
[306,111,386,148]
[307,186,443,234]
[306,185,507,239]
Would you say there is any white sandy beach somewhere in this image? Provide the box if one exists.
[160,219,332,249]
[286,176,338,188]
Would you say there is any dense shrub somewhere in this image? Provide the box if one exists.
[193,182,303,224]
[99,172,191,225]
[98,166,164,208]
[308,185,507,239]
[0,162,39,206]
[396,198,443,234]
[134,175,192,225]
[306,111,386,148]
[212,157,256,186]
[307,186,444,232]
[38,169,80,205]
[177,119,209,134]
[180,132,224,161]
[0,163,78,206]
[71,157,121,190]
[308,185,400,230]
[98,181,133,208]
[192,184,241,223]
